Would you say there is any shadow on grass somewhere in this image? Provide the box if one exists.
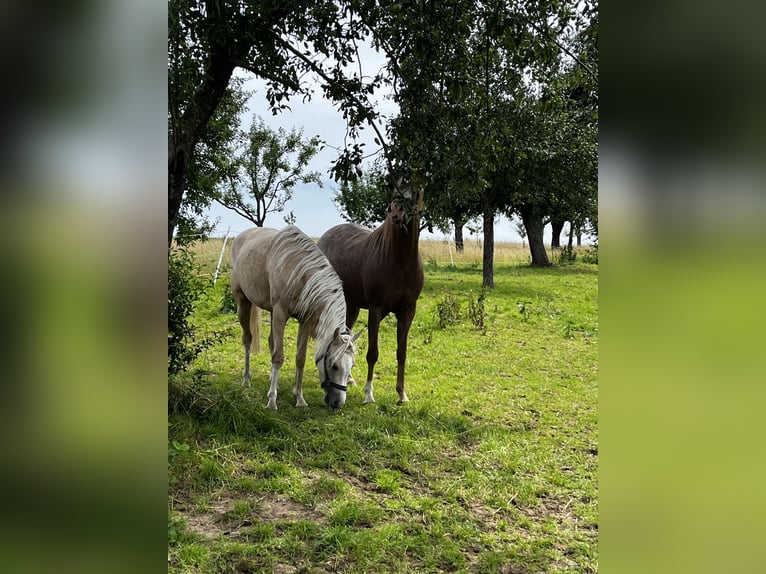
[169,374,486,471]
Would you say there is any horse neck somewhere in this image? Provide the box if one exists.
[313,295,346,362]
[291,263,346,362]
[373,215,420,262]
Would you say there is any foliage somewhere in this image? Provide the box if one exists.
[557,244,578,264]
[176,79,249,245]
[332,161,389,226]
[217,117,323,227]
[168,247,213,375]
[211,274,237,315]
[375,0,598,277]
[581,244,599,264]
[168,0,392,245]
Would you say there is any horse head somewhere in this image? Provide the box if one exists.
[387,178,424,230]
[316,326,361,409]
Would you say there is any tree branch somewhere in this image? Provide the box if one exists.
[271,32,393,173]
[529,20,596,82]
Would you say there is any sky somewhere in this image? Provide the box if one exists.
[204,48,539,244]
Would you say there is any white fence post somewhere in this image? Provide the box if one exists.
[213,227,231,285]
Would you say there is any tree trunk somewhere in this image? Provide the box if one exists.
[519,203,550,267]
[453,217,465,252]
[168,48,241,248]
[550,218,565,249]
[567,224,574,250]
[481,193,495,288]
[577,232,582,246]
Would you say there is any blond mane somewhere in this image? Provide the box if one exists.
[270,226,349,362]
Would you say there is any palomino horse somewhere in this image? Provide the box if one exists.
[317,184,424,404]
[230,226,360,409]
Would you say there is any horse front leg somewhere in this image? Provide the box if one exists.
[236,298,253,387]
[293,322,310,407]
[345,305,360,386]
[363,308,382,404]
[266,306,288,410]
[395,304,417,404]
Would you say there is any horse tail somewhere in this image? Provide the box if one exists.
[250,306,261,354]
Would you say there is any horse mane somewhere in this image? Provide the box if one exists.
[271,226,348,362]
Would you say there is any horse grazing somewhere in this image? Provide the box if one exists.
[317,185,424,404]
[230,225,360,410]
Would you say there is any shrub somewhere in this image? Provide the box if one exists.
[467,288,488,335]
[557,244,577,264]
[168,247,211,375]
[581,244,598,264]
[436,290,461,328]
[216,274,237,314]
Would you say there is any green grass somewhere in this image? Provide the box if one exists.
[169,243,597,573]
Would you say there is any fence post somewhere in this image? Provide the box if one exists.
[213,227,231,285]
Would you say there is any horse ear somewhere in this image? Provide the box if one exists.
[352,329,363,342]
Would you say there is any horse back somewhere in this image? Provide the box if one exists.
[318,223,423,313]
[317,224,371,305]
[230,227,279,309]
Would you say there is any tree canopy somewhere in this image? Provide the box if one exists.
[169,0,598,281]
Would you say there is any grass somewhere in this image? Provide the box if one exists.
[169,238,598,573]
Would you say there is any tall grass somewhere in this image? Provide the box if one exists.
[186,236,590,278]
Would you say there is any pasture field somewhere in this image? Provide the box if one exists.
[169,239,598,573]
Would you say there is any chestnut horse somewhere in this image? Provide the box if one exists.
[317,186,424,404]
[230,226,359,410]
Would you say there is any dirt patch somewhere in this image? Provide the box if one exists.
[259,495,325,523]
[181,497,236,538]
[179,493,325,539]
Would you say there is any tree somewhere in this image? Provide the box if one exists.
[332,162,389,227]
[378,0,594,283]
[217,117,322,227]
[168,0,389,248]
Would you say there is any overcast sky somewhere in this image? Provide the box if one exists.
[205,48,530,243]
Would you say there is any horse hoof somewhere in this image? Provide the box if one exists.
[398,394,410,404]
[266,402,278,411]
[363,396,376,404]
[295,399,308,407]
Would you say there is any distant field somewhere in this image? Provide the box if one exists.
[169,236,598,573]
[188,235,589,278]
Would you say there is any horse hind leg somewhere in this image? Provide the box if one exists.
[236,298,255,387]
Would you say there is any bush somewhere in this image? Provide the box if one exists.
[467,288,488,335]
[557,244,577,264]
[168,247,211,375]
[216,274,237,314]
[436,290,461,328]
[581,244,598,264]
